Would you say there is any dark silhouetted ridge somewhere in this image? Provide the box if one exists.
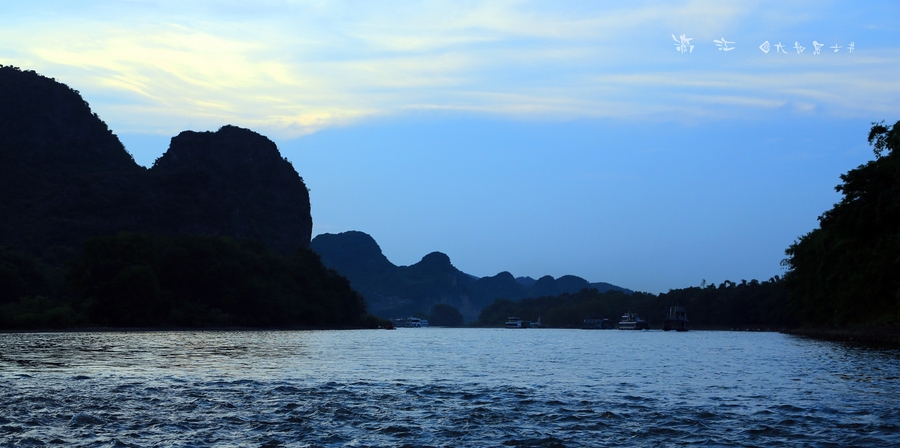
[311,230,395,280]
[150,125,313,253]
[0,66,313,259]
[0,66,357,329]
[311,230,632,322]
[0,66,147,258]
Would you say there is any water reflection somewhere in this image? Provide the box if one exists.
[1,329,898,446]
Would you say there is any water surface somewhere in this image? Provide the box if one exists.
[2,329,898,446]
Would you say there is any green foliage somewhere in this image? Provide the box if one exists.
[66,232,368,328]
[1,246,57,304]
[478,298,519,326]
[783,120,900,327]
[535,290,656,328]
[657,278,792,328]
[428,303,464,327]
[0,296,81,329]
[0,247,77,329]
[478,289,658,328]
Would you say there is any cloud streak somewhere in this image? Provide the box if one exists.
[1,0,897,137]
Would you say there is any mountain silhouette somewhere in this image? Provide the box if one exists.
[0,66,312,259]
[311,230,631,321]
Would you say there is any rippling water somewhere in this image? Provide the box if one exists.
[1,329,899,447]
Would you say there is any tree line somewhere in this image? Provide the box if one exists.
[477,277,791,329]
[782,120,900,328]
[1,233,383,329]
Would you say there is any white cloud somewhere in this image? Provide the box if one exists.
[1,0,898,137]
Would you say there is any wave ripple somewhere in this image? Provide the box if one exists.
[2,329,899,447]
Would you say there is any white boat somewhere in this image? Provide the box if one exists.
[393,317,429,328]
[582,316,614,330]
[505,316,526,328]
[618,312,649,330]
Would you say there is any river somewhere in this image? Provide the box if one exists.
[1,329,898,447]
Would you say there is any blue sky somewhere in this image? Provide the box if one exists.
[3,1,899,292]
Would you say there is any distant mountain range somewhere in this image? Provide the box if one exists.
[311,231,630,321]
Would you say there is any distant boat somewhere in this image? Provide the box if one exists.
[505,317,526,328]
[618,312,649,330]
[393,317,429,328]
[582,316,614,329]
[663,306,688,331]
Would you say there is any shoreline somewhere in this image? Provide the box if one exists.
[5,324,900,348]
[782,323,900,348]
[0,325,388,334]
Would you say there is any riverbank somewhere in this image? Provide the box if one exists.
[0,320,393,334]
[783,322,900,348]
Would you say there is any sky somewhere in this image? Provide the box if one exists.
[2,1,899,293]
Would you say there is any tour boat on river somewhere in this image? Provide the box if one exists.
[663,306,688,331]
[505,317,526,328]
[582,316,614,329]
[618,312,649,330]
[393,317,429,328]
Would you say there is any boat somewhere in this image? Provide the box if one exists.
[582,316,614,329]
[393,317,429,328]
[505,316,527,328]
[618,312,649,330]
[663,306,688,331]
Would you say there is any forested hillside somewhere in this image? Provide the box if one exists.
[0,65,312,260]
[0,66,370,329]
[2,233,376,329]
[782,120,900,330]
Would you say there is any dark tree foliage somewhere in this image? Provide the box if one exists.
[1,247,56,304]
[428,303,464,327]
[0,246,78,328]
[783,120,900,327]
[656,278,792,328]
[478,289,659,328]
[477,277,790,329]
[478,298,520,326]
[0,66,148,259]
[65,233,368,328]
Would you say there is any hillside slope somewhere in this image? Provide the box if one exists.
[0,66,312,259]
[311,230,631,321]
